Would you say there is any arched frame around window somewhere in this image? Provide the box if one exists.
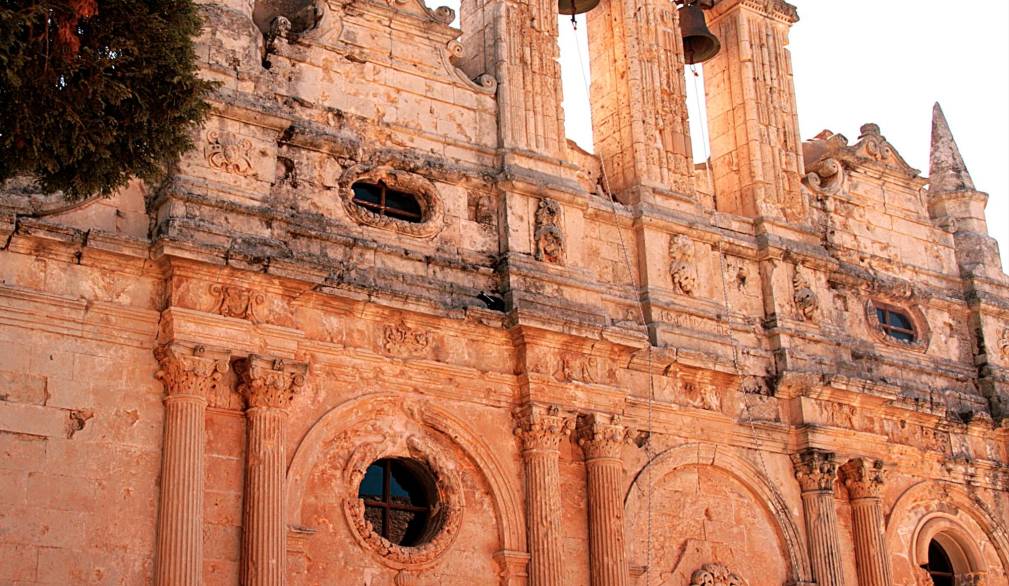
[912,515,987,580]
[339,165,446,238]
[864,298,931,352]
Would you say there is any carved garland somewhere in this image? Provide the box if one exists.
[339,165,445,238]
[343,434,464,569]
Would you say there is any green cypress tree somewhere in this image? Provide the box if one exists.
[0,0,216,200]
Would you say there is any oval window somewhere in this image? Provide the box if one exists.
[357,458,439,547]
[352,181,424,223]
[875,304,916,343]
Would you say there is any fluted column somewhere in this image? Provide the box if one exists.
[514,405,574,586]
[840,458,892,586]
[578,414,631,586]
[153,344,230,586]
[235,355,309,586]
[792,449,844,586]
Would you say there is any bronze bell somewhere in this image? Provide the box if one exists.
[678,3,720,64]
[558,0,599,16]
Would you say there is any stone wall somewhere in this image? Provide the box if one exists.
[1,0,1008,584]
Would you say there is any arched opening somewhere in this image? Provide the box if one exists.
[922,539,955,586]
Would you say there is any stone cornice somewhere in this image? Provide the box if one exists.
[154,343,231,399]
[234,354,309,409]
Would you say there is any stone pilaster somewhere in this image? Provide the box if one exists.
[702,0,806,221]
[840,458,892,586]
[586,0,694,199]
[153,343,230,586]
[235,355,309,586]
[791,449,844,586]
[514,405,574,586]
[578,414,631,586]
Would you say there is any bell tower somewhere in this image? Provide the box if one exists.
[701,0,805,221]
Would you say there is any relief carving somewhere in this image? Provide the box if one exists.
[234,355,308,409]
[669,234,697,295]
[554,352,613,385]
[383,321,432,357]
[577,414,631,460]
[339,165,446,238]
[205,130,255,176]
[803,157,845,195]
[792,449,837,492]
[998,327,1009,360]
[792,267,818,321]
[210,284,264,322]
[534,198,565,265]
[689,563,747,586]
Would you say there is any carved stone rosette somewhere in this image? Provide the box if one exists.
[689,563,747,586]
[840,459,892,586]
[514,405,574,586]
[578,414,630,586]
[233,355,308,586]
[791,449,844,586]
[152,344,230,586]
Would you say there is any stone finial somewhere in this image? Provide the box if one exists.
[929,103,975,194]
[791,449,837,493]
[514,405,575,452]
[234,355,308,409]
[839,458,885,500]
[154,344,230,399]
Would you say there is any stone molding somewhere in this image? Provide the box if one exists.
[577,414,631,461]
[513,405,575,452]
[234,355,308,409]
[791,449,837,493]
[153,344,230,399]
[840,458,885,501]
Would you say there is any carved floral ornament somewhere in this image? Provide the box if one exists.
[383,320,432,357]
[154,344,230,398]
[514,405,575,451]
[689,563,748,586]
[343,431,464,568]
[205,130,255,176]
[210,284,264,322]
[839,458,885,500]
[339,165,445,238]
[792,267,818,321]
[791,449,837,493]
[234,355,309,409]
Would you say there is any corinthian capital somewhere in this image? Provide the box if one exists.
[154,344,230,398]
[234,354,308,409]
[791,449,838,493]
[577,413,631,461]
[514,405,575,452]
[839,458,885,500]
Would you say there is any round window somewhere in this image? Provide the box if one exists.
[357,458,439,547]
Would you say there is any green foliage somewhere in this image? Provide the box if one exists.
[0,0,216,200]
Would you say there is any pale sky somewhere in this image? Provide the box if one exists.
[555,1,1009,272]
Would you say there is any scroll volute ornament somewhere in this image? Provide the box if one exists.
[839,458,885,500]
[791,449,837,492]
[154,344,230,397]
[234,355,308,409]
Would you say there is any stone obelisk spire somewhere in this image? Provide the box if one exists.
[929,103,975,194]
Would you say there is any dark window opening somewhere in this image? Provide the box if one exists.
[352,181,424,223]
[357,458,437,547]
[921,539,955,586]
[876,305,916,343]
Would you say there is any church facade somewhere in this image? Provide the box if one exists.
[1,0,1007,584]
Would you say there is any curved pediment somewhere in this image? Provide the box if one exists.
[803,124,921,182]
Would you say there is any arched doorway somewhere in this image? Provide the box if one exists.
[920,539,955,586]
